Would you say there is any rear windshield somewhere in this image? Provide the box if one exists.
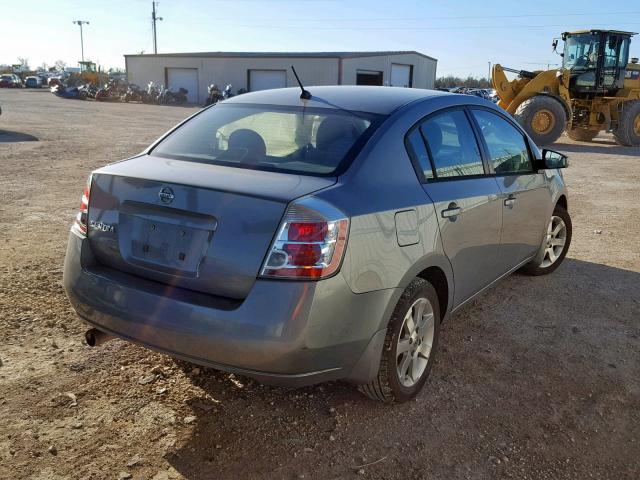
[151,104,384,176]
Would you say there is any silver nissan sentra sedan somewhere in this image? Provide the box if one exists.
[63,86,571,402]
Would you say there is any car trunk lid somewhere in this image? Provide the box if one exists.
[87,155,335,299]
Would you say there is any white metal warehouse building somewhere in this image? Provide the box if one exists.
[124,51,437,104]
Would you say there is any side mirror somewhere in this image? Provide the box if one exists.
[542,149,568,169]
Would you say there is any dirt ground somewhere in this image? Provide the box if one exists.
[0,88,638,480]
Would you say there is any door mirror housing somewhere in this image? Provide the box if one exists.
[542,149,568,169]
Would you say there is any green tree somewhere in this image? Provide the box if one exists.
[435,75,491,89]
[54,59,67,72]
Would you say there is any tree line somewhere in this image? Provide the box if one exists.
[434,75,491,89]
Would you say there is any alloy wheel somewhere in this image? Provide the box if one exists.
[396,297,435,388]
[541,215,567,268]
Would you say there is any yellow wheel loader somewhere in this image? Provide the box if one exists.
[79,61,99,84]
[492,30,640,146]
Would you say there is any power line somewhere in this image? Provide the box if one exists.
[190,11,640,24]
[170,21,640,31]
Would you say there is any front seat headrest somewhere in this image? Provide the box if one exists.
[315,117,356,150]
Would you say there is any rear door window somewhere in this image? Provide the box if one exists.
[471,109,533,174]
[420,110,485,178]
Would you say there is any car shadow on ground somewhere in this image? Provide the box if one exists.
[164,258,640,479]
[0,130,38,142]
[553,140,640,157]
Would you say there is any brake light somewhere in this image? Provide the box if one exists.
[260,199,349,280]
[72,175,92,237]
[287,222,328,242]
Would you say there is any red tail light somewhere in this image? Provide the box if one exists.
[72,175,92,237]
[260,199,349,280]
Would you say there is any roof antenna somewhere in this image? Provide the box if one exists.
[291,65,312,100]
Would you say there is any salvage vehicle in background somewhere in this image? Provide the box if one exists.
[25,76,43,88]
[122,83,146,103]
[63,86,571,403]
[204,84,224,106]
[51,84,87,100]
[0,74,22,88]
[493,29,640,145]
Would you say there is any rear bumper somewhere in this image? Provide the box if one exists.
[63,232,395,387]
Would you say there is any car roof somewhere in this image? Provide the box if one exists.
[222,86,451,115]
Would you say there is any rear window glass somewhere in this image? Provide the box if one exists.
[152,104,384,176]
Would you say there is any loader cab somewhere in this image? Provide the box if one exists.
[562,30,635,95]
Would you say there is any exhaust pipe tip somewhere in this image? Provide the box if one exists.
[85,328,113,347]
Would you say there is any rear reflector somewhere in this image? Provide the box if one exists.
[72,175,92,237]
[260,199,349,280]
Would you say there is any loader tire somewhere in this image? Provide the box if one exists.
[514,95,567,146]
[566,128,598,142]
[613,100,640,147]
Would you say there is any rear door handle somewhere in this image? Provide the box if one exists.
[441,203,461,219]
[504,195,516,208]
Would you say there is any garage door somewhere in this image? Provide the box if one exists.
[166,68,198,103]
[390,64,412,88]
[249,70,287,91]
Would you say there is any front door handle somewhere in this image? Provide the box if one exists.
[441,203,461,219]
[504,194,516,208]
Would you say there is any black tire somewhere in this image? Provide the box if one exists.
[358,278,441,403]
[613,100,640,147]
[566,128,598,142]
[514,95,567,146]
[521,204,572,276]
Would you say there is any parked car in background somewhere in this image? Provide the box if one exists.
[25,76,43,88]
[0,74,22,88]
[64,86,571,403]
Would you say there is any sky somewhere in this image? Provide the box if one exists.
[1,0,639,78]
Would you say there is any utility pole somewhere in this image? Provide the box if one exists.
[73,20,90,70]
[488,61,492,85]
[151,2,163,54]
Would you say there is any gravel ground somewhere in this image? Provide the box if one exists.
[0,88,639,480]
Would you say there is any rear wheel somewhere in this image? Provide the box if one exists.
[359,278,440,403]
[613,100,640,147]
[566,128,598,142]
[521,204,572,276]
[514,95,567,145]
